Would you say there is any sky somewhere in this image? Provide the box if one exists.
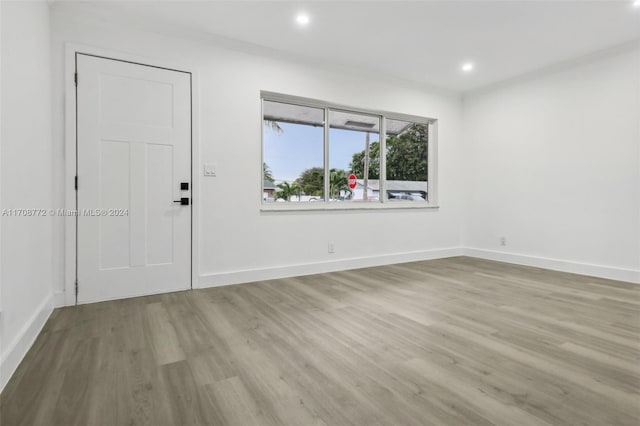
[264,122,379,183]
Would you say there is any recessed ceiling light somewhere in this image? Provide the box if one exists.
[461,62,474,72]
[634,0,640,7]
[296,13,310,26]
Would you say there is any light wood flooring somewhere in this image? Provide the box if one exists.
[2,256,639,425]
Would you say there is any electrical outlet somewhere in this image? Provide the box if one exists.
[500,237,507,246]
[328,242,335,254]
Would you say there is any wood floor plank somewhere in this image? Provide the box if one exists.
[2,257,639,425]
[204,376,270,426]
[144,301,186,366]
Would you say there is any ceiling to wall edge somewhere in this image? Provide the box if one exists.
[50,3,639,99]
[49,3,460,99]
[462,38,640,100]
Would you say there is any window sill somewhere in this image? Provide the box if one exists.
[260,202,440,212]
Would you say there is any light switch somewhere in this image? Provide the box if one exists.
[204,163,217,177]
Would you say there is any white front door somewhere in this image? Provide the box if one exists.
[76,54,191,304]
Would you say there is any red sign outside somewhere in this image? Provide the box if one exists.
[348,174,357,189]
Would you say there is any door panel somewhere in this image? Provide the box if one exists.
[146,143,175,266]
[99,140,130,270]
[77,54,191,304]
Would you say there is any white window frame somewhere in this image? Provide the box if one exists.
[260,91,439,211]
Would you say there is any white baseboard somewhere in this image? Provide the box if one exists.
[0,293,54,393]
[464,248,640,284]
[198,247,464,288]
[199,247,639,288]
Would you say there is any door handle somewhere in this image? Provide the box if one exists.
[173,197,190,206]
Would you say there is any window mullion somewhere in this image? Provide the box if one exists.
[427,121,438,206]
[380,116,386,203]
[323,108,330,203]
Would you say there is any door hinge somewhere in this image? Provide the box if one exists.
[74,175,78,190]
[74,72,78,87]
[75,279,79,297]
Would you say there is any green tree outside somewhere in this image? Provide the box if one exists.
[296,167,324,197]
[350,141,380,179]
[349,124,428,181]
[263,162,275,183]
[275,181,293,201]
[276,181,303,202]
[329,169,352,200]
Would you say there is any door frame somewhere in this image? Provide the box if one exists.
[64,43,201,306]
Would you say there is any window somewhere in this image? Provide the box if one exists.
[329,110,380,202]
[262,101,324,202]
[384,118,429,202]
[262,92,437,209]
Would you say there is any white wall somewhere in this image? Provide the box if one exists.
[0,1,55,391]
[49,5,465,296]
[463,46,640,282]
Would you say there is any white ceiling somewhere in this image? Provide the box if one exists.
[58,1,640,93]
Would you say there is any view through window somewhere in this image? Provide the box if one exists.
[329,110,380,202]
[385,118,428,202]
[262,101,324,202]
[262,95,434,207]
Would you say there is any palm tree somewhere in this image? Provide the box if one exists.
[263,162,275,182]
[291,181,303,202]
[276,181,294,201]
[264,120,283,134]
[329,169,352,200]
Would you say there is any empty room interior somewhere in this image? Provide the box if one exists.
[1,0,639,425]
